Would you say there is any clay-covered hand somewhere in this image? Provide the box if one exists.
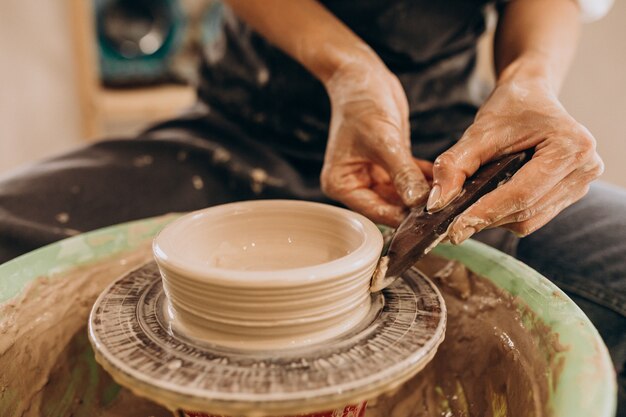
[428,78,604,243]
[321,62,432,226]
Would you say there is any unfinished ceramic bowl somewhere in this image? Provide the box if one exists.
[153,200,384,350]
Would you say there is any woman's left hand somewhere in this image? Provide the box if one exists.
[427,76,604,244]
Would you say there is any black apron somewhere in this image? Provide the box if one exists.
[197,0,495,164]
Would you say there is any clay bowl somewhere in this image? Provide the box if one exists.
[153,200,384,350]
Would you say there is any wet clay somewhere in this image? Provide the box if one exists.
[366,255,564,417]
[1,249,562,417]
[0,245,171,417]
[40,326,171,417]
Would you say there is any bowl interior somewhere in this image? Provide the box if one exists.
[155,202,368,273]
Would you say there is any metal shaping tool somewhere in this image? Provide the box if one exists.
[371,150,532,292]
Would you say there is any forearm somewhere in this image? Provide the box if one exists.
[494,0,581,93]
[225,0,382,84]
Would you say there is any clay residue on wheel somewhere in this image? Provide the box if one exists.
[1,248,565,417]
[366,254,566,417]
[0,244,171,417]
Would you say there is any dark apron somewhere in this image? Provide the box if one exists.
[0,0,499,261]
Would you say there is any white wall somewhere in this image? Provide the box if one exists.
[0,1,83,173]
[560,0,626,187]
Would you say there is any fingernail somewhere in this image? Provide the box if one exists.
[403,187,416,205]
[426,185,442,212]
[402,182,429,207]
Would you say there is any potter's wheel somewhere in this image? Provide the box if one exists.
[89,262,446,415]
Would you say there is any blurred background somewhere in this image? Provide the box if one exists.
[0,0,624,187]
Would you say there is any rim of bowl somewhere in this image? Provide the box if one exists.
[153,200,383,287]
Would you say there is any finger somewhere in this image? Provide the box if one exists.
[381,157,433,183]
[492,155,603,235]
[365,122,431,207]
[376,147,430,207]
[499,184,589,237]
[428,125,495,212]
[340,188,407,226]
[370,163,392,184]
[391,161,431,207]
[446,147,584,244]
[428,123,533,212]
[372,183,403,206]
[321,162,370,200]
[369,164,405,205]
[449,152,602,244]
[321,164,406,226]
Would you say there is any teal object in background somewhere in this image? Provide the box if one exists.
[95,0,186,86]
[0,216,617,416]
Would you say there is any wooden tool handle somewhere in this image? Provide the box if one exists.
[381,150,533,280]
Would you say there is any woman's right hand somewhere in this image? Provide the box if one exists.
[225,1,430,225]
[321,61,432,226]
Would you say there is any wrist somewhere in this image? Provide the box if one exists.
[496,52,557,93]
[319,45,386,89]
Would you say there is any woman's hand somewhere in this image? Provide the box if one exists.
[428,72,604,244]
[321,61,432,226]
[224,1,431,226]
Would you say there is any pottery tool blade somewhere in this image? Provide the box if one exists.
[371,150,532,292]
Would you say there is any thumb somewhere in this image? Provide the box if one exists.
[427,125,499,212]
[379,149,430,207]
